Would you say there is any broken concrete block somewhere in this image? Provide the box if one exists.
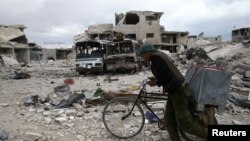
[42,111,51,116]
[55,117,68,122]
[22,132,43,141]
[22,95,39,106]
[244,71,250,78]
[76,112,84,117]
[151,103,165,110]
[244,59,250,65]
[0,103,9,107]
[76,135,85,141]
[73,103,83,110]
[0,130,8,140]
[36,108,44,113]
[44,117,52,124]
[65,109,76,116]
[69,116,74,120]
[232,120,245,125]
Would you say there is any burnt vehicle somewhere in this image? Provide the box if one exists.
[106,39,139,73]
[75,40,105,74]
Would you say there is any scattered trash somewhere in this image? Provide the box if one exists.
[13,71,31,79]
[228,95,250,108]
[55,93,85,109]
[104,77,119,82]
[54,85,70,93]
[85,98,104,106]
[127,85,140,91]
[0,130,8,140]
[22,95,39,106]
[145,111,159,123]
[64,78,75,85]
[93,88,103,97]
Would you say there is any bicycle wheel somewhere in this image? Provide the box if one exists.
[102,97,145,139]
[179,106,217,141]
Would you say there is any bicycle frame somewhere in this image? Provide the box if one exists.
[108,79,217,140]
[122,80,168,125]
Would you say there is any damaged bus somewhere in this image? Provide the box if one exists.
[75,40,106,74]
[106,39,139,73]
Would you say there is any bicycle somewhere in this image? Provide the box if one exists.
[102,79,217,140]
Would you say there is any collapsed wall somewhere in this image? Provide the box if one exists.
[0,55,19,66]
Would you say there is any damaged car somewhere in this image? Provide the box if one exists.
[106,39,139,73]
[75,40,106,74]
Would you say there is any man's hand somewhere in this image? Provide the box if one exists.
[147,79,157,87]
[148,76,156,81]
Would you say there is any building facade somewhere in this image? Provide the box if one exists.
[232,27,250,42]
[113,11,163,44]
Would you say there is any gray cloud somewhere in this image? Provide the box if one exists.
[0,0,249,44]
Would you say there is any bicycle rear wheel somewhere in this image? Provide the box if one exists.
[102,97,145,139]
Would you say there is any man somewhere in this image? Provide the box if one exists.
[139,44,208,141]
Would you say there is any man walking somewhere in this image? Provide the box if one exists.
[139,44,209,141]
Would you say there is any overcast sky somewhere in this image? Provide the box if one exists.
[1,0,250,45]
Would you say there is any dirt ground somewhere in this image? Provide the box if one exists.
[0,61,250,141]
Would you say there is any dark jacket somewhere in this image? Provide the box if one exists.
[151,51,185,93]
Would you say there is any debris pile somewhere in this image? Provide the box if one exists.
[0,39,250,140]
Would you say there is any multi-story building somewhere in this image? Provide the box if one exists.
[0,25,30,64]
[113,11,163,44]
[113,11,189,52]
[232,27,250,42]
[74,11,189,52]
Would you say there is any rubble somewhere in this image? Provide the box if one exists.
[0,103,9,107]
[55,93,85,109]
[0,130,8,140]
[0,55,19,67]
[54,85,70,93]
[0,38,250,141]
[22,95,39,106]
[13,71,31,79]
[19,132,43,141]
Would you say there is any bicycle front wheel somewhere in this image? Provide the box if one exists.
[102,97,145,139]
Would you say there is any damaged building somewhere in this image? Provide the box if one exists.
[73,24,113,43]
[113,11,188,52]
[113,11,163,44]
[0,25,30,64]
[203,36,222,44]
[28,43,45,62]
[42,42,73,60]
[232,27,250,43]
[73,11,189,53]
[87,24,113,40]
[160,31,189,52]
[43,48,73,61]
[198,32,222,44]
